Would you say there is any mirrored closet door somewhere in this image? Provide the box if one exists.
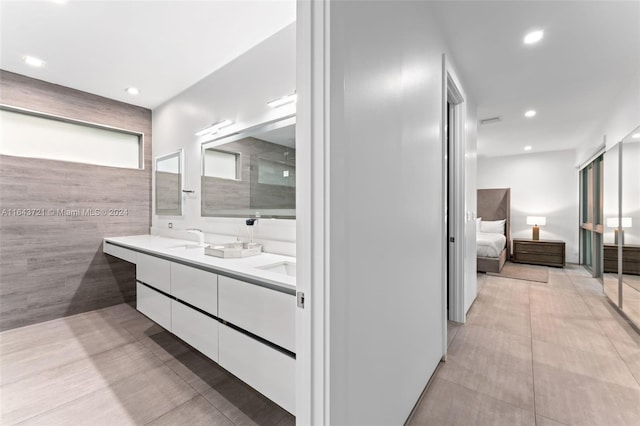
[603,125,640,328]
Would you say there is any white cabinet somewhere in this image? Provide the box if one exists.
[171,263,218,314]
[136,253,171,293]
[219,323,295,414]
[218,276,295,353]
[103,242,137,263]
[136,282,171,331]
[127,247,295,414]
[171,300,219,362]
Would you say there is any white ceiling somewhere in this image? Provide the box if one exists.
[0,0,296,109]
[1,1,637,158]
[431,1,640,157]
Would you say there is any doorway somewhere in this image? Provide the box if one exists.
[446,101,454,317]
[444,67,465,326]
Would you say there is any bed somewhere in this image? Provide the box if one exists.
[477,188,511,273]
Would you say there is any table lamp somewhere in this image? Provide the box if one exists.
[606,217,633,245]
[526,216,546,240]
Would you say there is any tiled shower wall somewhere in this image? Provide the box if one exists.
[0,70,152,331]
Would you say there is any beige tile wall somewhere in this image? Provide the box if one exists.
[0,70,152,331]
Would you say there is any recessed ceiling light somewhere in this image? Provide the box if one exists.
[525,110,537,118]
[524,30,544,45]
[125,87,139,95]
[524,146,532,151]
[22,55,46,67]
[632,133,640,139]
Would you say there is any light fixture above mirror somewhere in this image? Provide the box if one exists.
[195,119,233,137]
[267,92,297,108]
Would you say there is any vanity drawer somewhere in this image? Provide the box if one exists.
[171,263,218,315]
[136,282,171,331]
[219,323,295,414]
[218,276,295,353]
[171,300,219,362]
[137,253,171,293]
[103,242,137,264]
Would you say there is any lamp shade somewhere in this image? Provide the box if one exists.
[526,216,546,226]
[606,217,633,228]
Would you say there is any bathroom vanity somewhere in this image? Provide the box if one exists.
[103,235,296,414]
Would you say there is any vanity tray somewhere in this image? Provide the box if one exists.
[205,242,262,258]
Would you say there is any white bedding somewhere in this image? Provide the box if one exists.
[477,232,506,258]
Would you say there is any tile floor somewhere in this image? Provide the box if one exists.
[604,274,640,331]
[2,265,639,426]
[410,264,640,426]
[0,303,294,426]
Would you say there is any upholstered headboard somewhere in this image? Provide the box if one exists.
[477,188,511,257]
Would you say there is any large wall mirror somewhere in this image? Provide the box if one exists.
[603,124,640,329]
[155,149,183,216]
[603,143,620,305]
[201,115,295,218]
[620,125,640,326]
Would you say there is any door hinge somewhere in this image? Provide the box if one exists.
[449,237,455,243]
[297,291,305,309]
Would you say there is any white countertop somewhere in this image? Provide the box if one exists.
[104,235,296,292]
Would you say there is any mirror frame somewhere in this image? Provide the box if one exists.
[154,149,184,216]
[200,114,296,219]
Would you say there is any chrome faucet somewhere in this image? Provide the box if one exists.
[186,229,207,247]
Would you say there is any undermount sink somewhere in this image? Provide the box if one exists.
[256,261,296,278]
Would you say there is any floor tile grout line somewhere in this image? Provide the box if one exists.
[461,321,532,341]
[141,393,236,426]
[530,267,610,426]
[0,330,137,388]
[4,315,201,425]
[569,272,640,388]
[122,311,290,424]
[6,337,167,425]
[160,360,238,426]
[446,288,538,413]
[435,376,536,417]
[119,315,245,425]
[2,305,290,425]
[140,330,239,426]
[527,282,538,426]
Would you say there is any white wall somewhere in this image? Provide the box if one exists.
[323,2,476,424]
[478,149,579,263]
[152,24,296,255]
[577,76,640,165]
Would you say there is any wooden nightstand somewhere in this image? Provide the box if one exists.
[512,239,566,268]
[603,244,640,274]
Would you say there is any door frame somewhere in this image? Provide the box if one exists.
[442,55,467,332]
[296,1,330,424]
